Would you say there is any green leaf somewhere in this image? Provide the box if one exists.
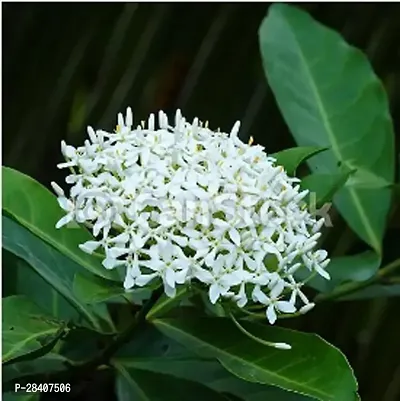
[3,250,80,322]
[153,317,358,401]
[271,146,327,176]
[73,273,127,304]
[2,295,67,364]
[2,166,118,280]
[117,325,310,401]
[116,358,310,401]
[2,216,114,332]
[327,252,381,283]
[344,167,391,189]
[212,374,311,401]
[2,250,19,298]
[300,169,354,207]
[299,252,381,293]
[114,361,230,401]
[259,4,395,255]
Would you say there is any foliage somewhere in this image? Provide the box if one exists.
[2,4,399,401]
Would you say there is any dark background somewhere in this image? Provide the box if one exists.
[3,3,400,401]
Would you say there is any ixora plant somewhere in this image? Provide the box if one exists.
[51,106,330,329]
[2,4,399,401]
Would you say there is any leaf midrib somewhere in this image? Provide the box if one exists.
[2,167,116,281]
[280,14,381,253]
[4,203,108,280]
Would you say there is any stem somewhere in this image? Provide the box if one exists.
[6,288,164,390]
[385,277,400,284]
[315,258,400,302]
[76,287,163,372]
[376,258,400,278]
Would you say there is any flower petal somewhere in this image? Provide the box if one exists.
[55,214,73,229]
[228,228,241,246]
[79,241,100,254]
[136,273,158,287]
[266,304,277,325]
[124,272,135,289]
[165,268,176,288]
[209,283,221,304]
[276,301,296,314]
[164,283,176,298]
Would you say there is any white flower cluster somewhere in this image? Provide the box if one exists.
[52,108,330,324]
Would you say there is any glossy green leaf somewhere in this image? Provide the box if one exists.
[3,250,81,322]
[300,169,354,207]
[73,273,127,304]
[2,295,67,364]
[271,146,327,176]
[213,375,310,401]
[114,361,230,401]
[259,4,395,254]
[2,166,118,280]
[299,252,381,293]
[327,252,381,283]
[153,317,358,401]
[122,323,309,401]
[2,216,113,332]
[344,167,391,189]
[117,358,310,401]
[2,249,19,298]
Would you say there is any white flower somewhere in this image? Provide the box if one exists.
[52,108,331,323]
[55,197,75,228]
[286,275,311,306]
[302,250,330,280]
[252,281,296,324]
[232,282,248,308]
[123,254,158,290]
[79,233,128,263]
[141,241,189,298]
